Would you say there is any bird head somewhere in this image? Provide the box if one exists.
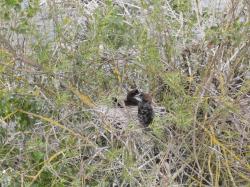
[124,89,140,106]
[127,89,139,98]
[134,92,152,104]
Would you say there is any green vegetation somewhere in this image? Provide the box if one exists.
[0,0,249,186]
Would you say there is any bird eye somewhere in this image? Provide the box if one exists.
[135,89,139,94]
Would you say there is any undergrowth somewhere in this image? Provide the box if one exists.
[0,0,249,186]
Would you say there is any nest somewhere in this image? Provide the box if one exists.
[92,104,167,130]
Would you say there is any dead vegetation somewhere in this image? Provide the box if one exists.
[0,0,249,186]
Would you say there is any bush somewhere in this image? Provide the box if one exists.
[0,0,249,186]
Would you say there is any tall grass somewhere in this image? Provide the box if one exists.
[0,0,249,186]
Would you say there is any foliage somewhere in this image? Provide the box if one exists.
[0,0,249,186]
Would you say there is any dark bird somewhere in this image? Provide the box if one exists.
[124,89,140,106]
[98,89,163,129]
[112,89,140,108]
[135,92,154,127]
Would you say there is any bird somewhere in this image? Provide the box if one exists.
[97,89,161,129]
[134,92,155,127]
[97,89,140,130]
[124,89,140,106]
[112,89,140,107]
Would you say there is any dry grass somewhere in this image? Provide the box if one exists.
[0,0,249,186]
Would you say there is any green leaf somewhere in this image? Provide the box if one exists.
[5,0,19,6]
[31,151,44,162]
